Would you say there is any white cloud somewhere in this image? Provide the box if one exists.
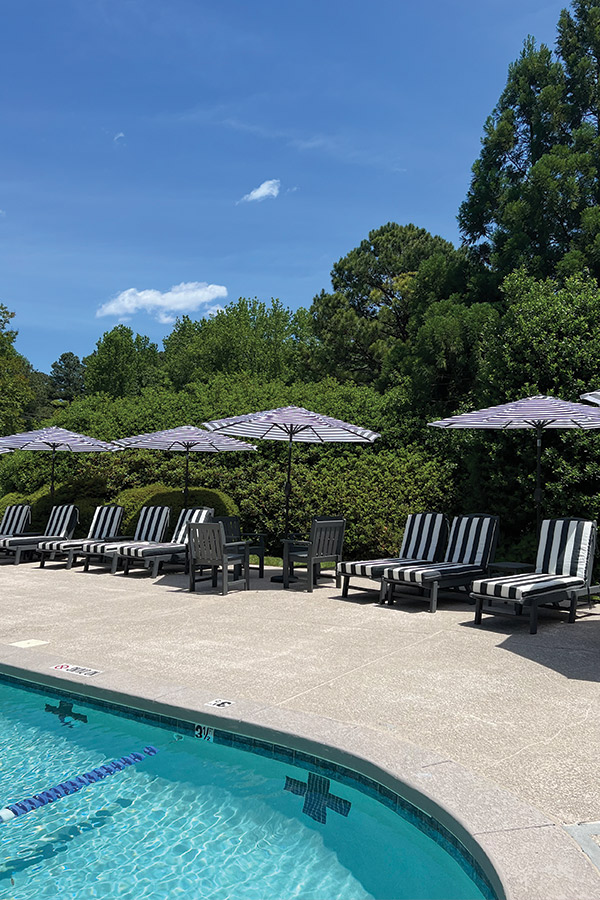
[96,281,228,323]
[238,178,280,203]
[0,209,5,217]
[113,132,125,143]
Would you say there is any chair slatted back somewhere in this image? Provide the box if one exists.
[400,513,447,562]
[536,518,596,583]
[309,518,346,558]
[214,515,241,542]
[444,515,499,567]
[172,507,213,544]
[45,505,79,538]
[87,505,124,540]
[133,506,170,543]
[188,522,225,564]
[0,504,31,536]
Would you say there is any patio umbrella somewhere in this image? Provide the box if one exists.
[114,425,256,508]
[0,426,117,501]
[203,406,380,540]
[429,395,600,533]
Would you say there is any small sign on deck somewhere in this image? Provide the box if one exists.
[205,699,233,708]
[51,663,102,678]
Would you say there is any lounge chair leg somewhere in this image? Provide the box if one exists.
[66,551,75,570]
[308,560,315,593]
[342,574,350,598]
[474,596,483,625]
[83,556,90,572]
[110,555,119,575]
[39,554,45,568]
[152,559,159,578]
[14,549,22,565]
[212,567,218,588]
[378,578,387,604]
[529,602,538,634]
[429,581,439,614]
[568,593,577,623]
[189,564,195,592]
[259,555,264,579]
[222,565,228,596]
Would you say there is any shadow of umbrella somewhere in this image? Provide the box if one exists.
[0,426,117,501]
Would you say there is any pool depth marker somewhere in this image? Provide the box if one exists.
[0,746,158,823]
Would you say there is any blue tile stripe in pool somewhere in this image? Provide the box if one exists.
[0,674,498,900]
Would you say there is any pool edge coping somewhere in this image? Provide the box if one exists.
[0,644,597,900]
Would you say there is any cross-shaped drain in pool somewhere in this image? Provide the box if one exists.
[284,772,351,824]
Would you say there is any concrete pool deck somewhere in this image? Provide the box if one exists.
[0,560,599,899]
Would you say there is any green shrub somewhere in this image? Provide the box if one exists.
[114,483,238,533]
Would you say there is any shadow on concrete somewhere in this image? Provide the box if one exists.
[459,606,600,682]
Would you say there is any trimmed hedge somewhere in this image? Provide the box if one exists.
[0,482,237,538]
[114,483,238,534]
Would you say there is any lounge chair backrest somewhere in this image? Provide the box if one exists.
[535,518,597,583]
[308,517,346,557]
[87,505,124,539]
[0,504,31,536]
[45,505,79,538]
[444,514,499,567]
[187,521,226,565]
[400,513,447,562]
[133,506,170,543]
[214,515,241,542]
[172,507,213,544]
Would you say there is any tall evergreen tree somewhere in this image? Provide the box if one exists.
[460,1,600,279]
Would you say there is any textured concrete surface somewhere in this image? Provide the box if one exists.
[1,559,599,898]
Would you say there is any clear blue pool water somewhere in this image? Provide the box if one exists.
[0,678,493,899]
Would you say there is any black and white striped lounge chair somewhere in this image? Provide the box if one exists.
[113,507,214,577]
[337,513,447,598]
[471,518,597,634]
[68,506,170,573]
[379,514,500,613]
[0,505,79,565]
[0,504,31,538]
[37,505,125,568]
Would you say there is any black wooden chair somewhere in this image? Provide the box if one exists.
[187,521,250,595]
[282,518,346,592]
[214,515,266,578]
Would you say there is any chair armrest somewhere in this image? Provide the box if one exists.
[224,541,249,551]
[282,539,311,548]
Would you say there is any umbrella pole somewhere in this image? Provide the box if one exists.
[534,425,543,536]
[283,432,293,541]
[51,449,56,504]
[271,432,297,583]
[184,448,190,510]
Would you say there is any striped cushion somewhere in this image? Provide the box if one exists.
[38,506,125,554]
[400,513,447,560]
[119,542,187,560]
[38,539,86,553]
[86,505,125,540]
[171,507,213,544]
[384,561,485,584]
[0,533,76,550]
[471,573,584,603]
[444,515,498,566]
[117,508,212,562]
[535,519,595,580]
[338,557,428,578]
[45,505,79,538]
[132,506,170,542]
[0,505,31,536]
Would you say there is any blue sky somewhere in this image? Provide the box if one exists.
[1,0,565,372]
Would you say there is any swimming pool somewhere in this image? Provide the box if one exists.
[0,676,497,899]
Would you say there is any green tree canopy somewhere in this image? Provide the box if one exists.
[0,304,35,434]
[83,325,161,398]
[49,352,86,402]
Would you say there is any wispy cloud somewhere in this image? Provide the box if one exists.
[96,281,228,324]
[237,178,280,204]
[0,209,6,217]
[113,132,125,143]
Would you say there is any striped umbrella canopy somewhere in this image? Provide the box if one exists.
[429,395,600,531]
[115,426,256,508]
[204,406,380,541]
[0,426,117,501]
